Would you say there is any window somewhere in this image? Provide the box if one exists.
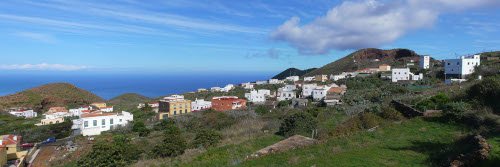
[93,120,97,126]
[102,119,105,125]
[185,109,187,112]
[110,119,113,125]
[84,121,88,128]
[447,63,450,65]
[174,111,177,115]
[119,119,122,122]
[457,62,460,65]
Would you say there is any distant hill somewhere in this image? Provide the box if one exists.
[305,48,421,76]
[272,68,317,80]
[108,93,151,111]
[0,83,104,112]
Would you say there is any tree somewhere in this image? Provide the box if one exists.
[78,135,141,167]
[132,120,150,137]
[141,103,153,112]
[192,129,222,148]
[277,112,317,138]
[467,75,500,113]
[152,122,187,158]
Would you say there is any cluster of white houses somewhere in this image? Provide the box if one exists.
[22,102,135,136]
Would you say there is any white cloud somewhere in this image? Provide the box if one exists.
[271,0,500,55]
[0,63,88,71]
[13,32,57,43]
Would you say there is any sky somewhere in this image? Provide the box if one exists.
[0,0,499,74]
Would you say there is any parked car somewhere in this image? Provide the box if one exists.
[21,143,35,148]
[41,137,56,145]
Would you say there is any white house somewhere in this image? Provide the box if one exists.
[69,106,91,117]
[284,84,297,90]
[285,76,300,82]
[99,106,114,112]
[257,89,271,96]
[255,81,268,85]
[8,109,37,118]
[197,88,208,92]
[391,68,423,82]
[245,90,266,103]
[210,87,223,92]
[222,84,235,92]
[420,55,430,69]
[312,86,331,101]
[444,54,480,79]
[304,76,315,82]
[330,73,347,81]
[301,84,318,97]
[77,111,134,136]
[241,82,254,89]
[268,79,282,84]
[191,99,212,112]
[277,86,296,101]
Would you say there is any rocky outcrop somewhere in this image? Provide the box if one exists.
[247,135,317,159]
[391,100,424,118]
[449,135,491,167]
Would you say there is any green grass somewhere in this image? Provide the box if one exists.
[179,118,468,167]
[179,135,283,167]
[479,134,500,166]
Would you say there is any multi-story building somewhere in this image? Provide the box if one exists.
[277,87,296,101]
[191,99,212,112]
[210,87,223,92]
[36,107,70,126]
[304,76,315,82]
[222,84,235,92]
[420,56,430,69]
[255,81,268,85]
[444,54,480,79]
[268,79,282,84]
[324,86,347,106]
[315,75,328,82]
[391,68,423,82]
[301,83,317,97]
[8,108,37,118]
[91,102,107,109]
[0,135,25,161]
[379,64,391,72]
[241,82,255,89]
[285,76,300,82]
[312,86,331,101]
[158,95,192,119]
[77,111,134,136]
[245,90,267,103]
[211,96,247,112]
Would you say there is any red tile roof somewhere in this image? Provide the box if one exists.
[81,112,117,118]
[0,135,21,146]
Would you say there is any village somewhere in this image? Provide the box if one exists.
[0,54,488,167]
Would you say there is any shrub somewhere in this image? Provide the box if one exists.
[132,121,150,137]
[379,105,403,121]
[78,135,141,167]
[152,122,187,158]
[277,112,318,138]
[254,105,270,115]
[192,129,222,148]
[416,93,450,111]
[359,112,381,129]
[201,110,236,130]
[467,75,500,113]
[277,100,292,108]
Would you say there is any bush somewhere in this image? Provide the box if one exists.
[331,112,382,137]
[416,93,450,111]
[277,112,318,138]
[192,129,222,148]
[152,122,187,158]
[379,105,403,121]
[132,121,150,137]
[359,112,381,129]
[78,135,141,167]
[467,75,500,113]
[254,105,271,115]
[277,100,292,108]
[201,110,236,130]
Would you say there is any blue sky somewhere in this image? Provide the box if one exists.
[0,0,498,74]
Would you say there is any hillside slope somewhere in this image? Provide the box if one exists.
[0,83,103,112]
[305,48,421,76]
[108,93,151,110]
[272,68,317,80]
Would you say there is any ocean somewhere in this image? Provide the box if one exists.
[0,72,274,99]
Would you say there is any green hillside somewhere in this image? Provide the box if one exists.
[272,68,317,80]
[108,93,151,111]
[305,48,421,76]
[0,83,104,112]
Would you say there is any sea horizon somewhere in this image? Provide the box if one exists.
[0,72,276,100]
